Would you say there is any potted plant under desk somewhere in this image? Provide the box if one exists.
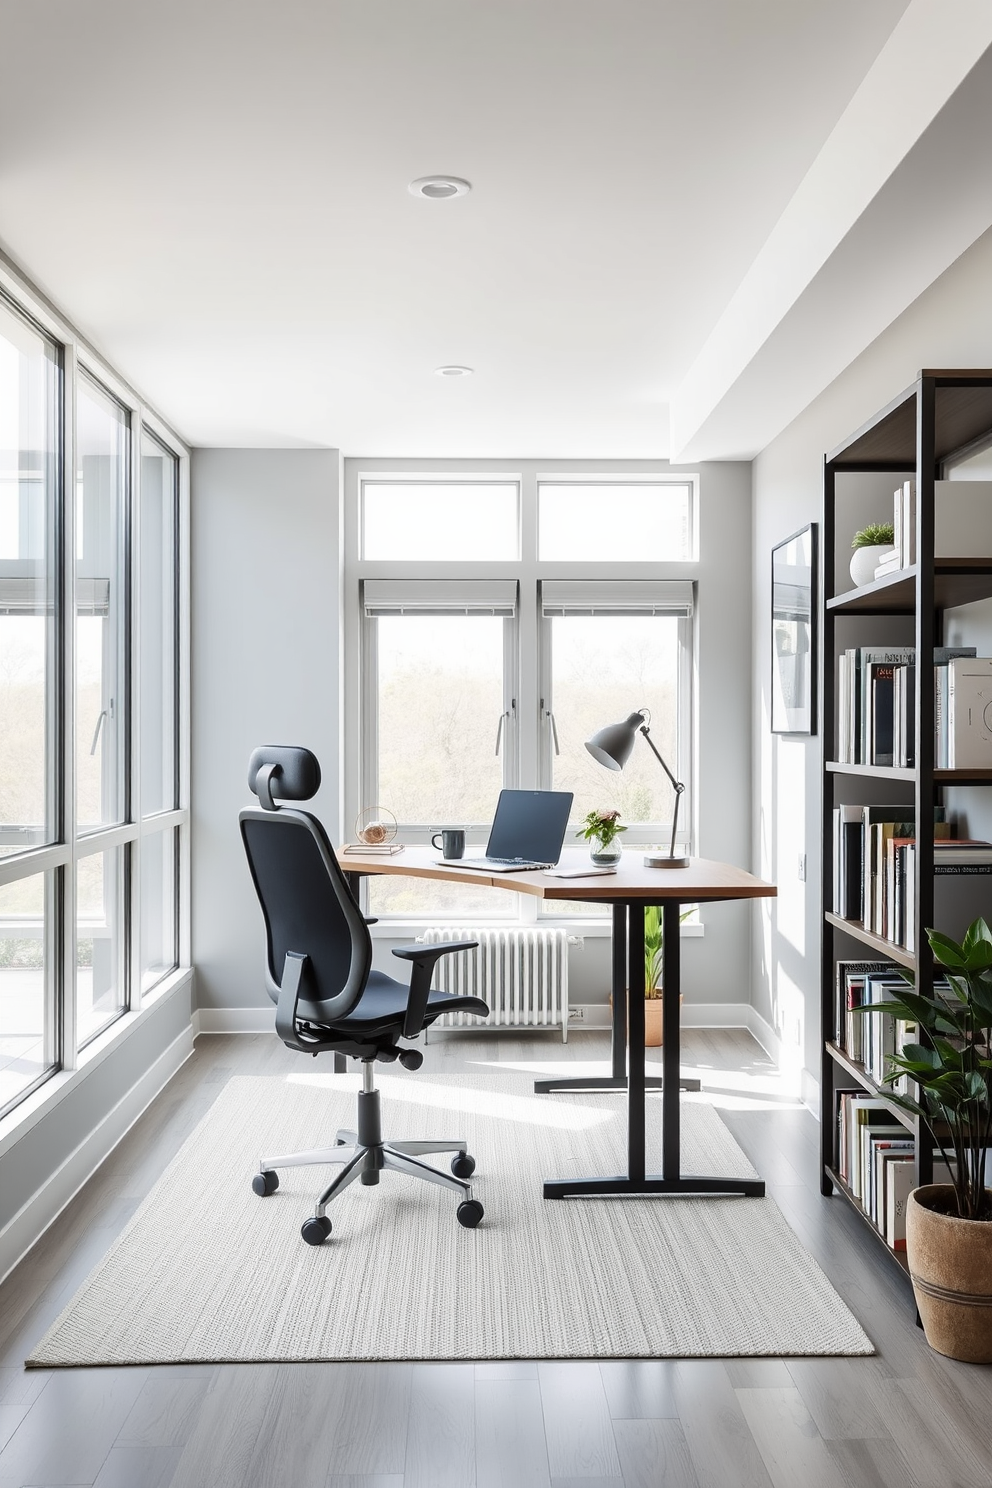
[859,918,992,1362]
[642,904,691,1046]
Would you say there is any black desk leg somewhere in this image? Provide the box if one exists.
[662,900,681,1181]
[544,896,765,1200]
[627,901,646,1183]
[533,901,700,1096]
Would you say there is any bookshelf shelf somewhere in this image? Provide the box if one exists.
[820,369,992,1291]
[827,760,992,783]
[824,913,915,970]
[826,761,915,781]
[827,560,992,615]
[825,1043,916,1132]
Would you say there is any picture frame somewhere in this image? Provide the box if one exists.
[771,523,817,735]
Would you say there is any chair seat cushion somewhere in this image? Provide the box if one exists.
[328,970,489,1036]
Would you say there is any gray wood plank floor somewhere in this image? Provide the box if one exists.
[1,1028,991,1488]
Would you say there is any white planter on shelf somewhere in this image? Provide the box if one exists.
[849,544,895,587]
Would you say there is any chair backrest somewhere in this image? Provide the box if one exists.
[240,746,372,1024]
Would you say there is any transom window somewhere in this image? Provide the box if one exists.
[345,466,697,922]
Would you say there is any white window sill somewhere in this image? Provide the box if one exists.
[0,966,192,1159]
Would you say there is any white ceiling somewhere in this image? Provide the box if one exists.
[1,0,990,459]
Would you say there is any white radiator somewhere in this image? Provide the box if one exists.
[420,926,570,1041]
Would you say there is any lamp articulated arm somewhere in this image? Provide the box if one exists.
[638,722,685,862]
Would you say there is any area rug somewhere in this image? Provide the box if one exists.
[28,1073,872,1365]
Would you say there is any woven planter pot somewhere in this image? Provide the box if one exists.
[906,1185,992,1363]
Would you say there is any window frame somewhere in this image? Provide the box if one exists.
[344,462,699,925]
[0,258,190,1123]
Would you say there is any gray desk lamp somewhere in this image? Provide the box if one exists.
[585,709,689,868]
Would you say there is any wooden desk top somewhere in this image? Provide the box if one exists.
[335,845,776,904]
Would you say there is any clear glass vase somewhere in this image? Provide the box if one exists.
[589,839,622,866]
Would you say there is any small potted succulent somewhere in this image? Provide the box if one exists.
[850,521,895,587]
[577,807,626,865]
[858,918,992,1361]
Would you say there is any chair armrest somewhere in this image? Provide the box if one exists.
[391,940,479,962]
[364,916,378,925]
[391,940,479,1039]
[275,950,311,1050]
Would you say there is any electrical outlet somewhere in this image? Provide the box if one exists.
[568,1007,585,1021]
[798,854,806,882]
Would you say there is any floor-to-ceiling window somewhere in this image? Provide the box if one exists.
[0,282,188,1120]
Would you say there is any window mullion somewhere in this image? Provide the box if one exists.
[61,341,78,1071]
[130,413,142,1012]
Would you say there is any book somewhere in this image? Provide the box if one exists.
[855,648,914,763]
[885,1157,916,1250]
[862,808,916,932]
[948,657,992,768]
[869,662,897,766]
[340,842,405,855]
[834,960,889,1052]
[832,805,864,919]
[892,662,914,767]
[901,479,916,568]
[875,1144,913,1234]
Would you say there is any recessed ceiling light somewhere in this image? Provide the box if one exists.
[435,365,474,378]
[409,176,471,200]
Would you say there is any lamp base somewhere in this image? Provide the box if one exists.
[643,852,690,869]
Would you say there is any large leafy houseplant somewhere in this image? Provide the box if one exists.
[866,917,992,1222]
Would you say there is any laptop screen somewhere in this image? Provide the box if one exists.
[485,789,574,862]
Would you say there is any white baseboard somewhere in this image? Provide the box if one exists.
[801,1067,821,1115]
[741,1005,783,1064]
[0,1025,194,1287]
[193,1002,760,1037]
[192,1005,274,1035]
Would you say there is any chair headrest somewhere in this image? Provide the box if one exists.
[247,746,321,811]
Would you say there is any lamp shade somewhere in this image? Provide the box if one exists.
[584,712,646,771]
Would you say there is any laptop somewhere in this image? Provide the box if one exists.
[446,789,574,872]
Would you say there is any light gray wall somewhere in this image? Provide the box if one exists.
[191,449,343,1013]
[751,223,992,1099]
[193,451,754,1018]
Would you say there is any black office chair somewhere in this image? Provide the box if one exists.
[240,745,490,1245]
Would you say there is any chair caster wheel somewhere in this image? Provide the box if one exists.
[301,1215,333,1245]
[457,1199,484,1228]
[252,1170,279,1196]
[451,1153,476,1179]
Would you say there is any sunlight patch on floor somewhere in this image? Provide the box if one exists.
[285,1070,614,1130]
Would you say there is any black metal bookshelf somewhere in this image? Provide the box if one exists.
[820,370,992,1277]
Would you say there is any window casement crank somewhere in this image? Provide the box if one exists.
[495,699,516,756]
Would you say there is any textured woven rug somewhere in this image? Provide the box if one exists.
[29,1073,872,1365]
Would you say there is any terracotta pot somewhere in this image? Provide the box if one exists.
[906,1185,992,1363]
[610,993,683,1046]
[643,995,683,1046]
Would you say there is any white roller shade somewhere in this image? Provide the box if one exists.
[363,579,517,616]
[0,575,109,616]
[540,581,694,617]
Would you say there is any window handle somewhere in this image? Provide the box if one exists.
[495,700,516,756]
[90,709,108,756]
[541,699,560,755]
